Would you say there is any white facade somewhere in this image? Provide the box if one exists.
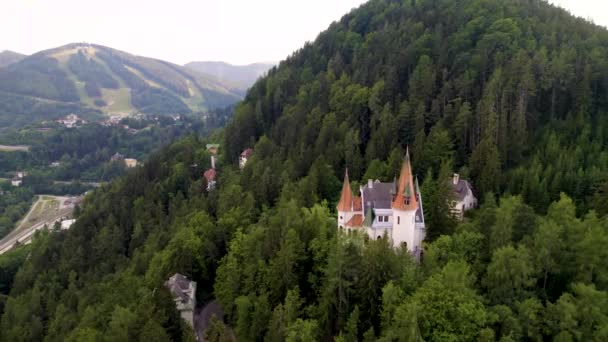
[338,209,358,229]
[449,174,478,220]
[239,156,248,169]
[366,208,393,240]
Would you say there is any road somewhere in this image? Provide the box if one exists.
[194,300,235,341]
[0,195,77,255]
[0,144,30,152]
[53,180,105,187]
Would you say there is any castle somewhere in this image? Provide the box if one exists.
[337,148,425,259]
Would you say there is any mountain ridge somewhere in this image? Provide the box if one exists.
[185,60,275,93]
[0,50,25,68]
[0,43,243,127]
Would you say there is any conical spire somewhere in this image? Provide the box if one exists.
[392,147,418,211]
[337,168,354,211]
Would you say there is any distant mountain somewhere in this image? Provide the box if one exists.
[0,51,25,68]
[185,61,275,93]
[0,43,243,128]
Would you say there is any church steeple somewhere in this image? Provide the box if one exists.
[392,147,418,211]
[337,168,354,211]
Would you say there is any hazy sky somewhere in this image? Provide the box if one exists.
[1,0,606,66]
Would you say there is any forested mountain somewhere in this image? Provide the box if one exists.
[2,0,608,341]
[185,61,275,94]
[0,44,242,128]
[0,51,25,68]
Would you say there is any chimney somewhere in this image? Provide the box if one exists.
[368,179,374,189]
[453,173,459,185]
[211,156,216,169]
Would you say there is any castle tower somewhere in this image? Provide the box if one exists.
[337,169,363,229]
[391,147,424,254]
[337,169,355,228]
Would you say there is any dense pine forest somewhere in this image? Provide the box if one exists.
[2,0,608,341]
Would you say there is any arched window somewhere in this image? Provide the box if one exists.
[377,235,382,240]
[397,216,400,224]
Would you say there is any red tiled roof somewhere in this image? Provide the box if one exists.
[337,169,355,211]
[353,196,362,211]
[241,148,254,158]
[392,147,418,211]
[203,169,216,181]
[345,214,364,228]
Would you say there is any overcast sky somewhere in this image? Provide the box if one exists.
[1,0,606,66]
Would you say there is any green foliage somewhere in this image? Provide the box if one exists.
[3,1,608,341]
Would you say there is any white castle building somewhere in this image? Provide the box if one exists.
[337,148,425,260]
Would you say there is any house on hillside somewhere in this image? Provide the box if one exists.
[165,273,197,327]
[11,171,26,187]
[124,158,138,168]
[57,114,85,128]
[449,173,477,220]
[337,148,425,260]
[110,152,125,162]
[239,148,253,169]
[11,176,22,187]
[204,168,217,191]
[206,144,220,155]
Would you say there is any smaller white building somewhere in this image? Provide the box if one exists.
[449,173,477,220]
[11,177,22,187]
[124,158,138,168]
[165,273,197,327]
[60,219,76,230]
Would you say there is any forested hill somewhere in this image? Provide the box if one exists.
[225,0,608,213]
[3,0,608,341]
[0,43,242,127]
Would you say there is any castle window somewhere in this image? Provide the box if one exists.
[397,216,400,224]
[340,216,343,220]
[405,197,410,205]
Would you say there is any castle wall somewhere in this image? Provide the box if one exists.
[391,209,418,252]
[338,210,355,228]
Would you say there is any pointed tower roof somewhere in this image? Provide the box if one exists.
[337,168,355,211]
[392,147,419,211]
